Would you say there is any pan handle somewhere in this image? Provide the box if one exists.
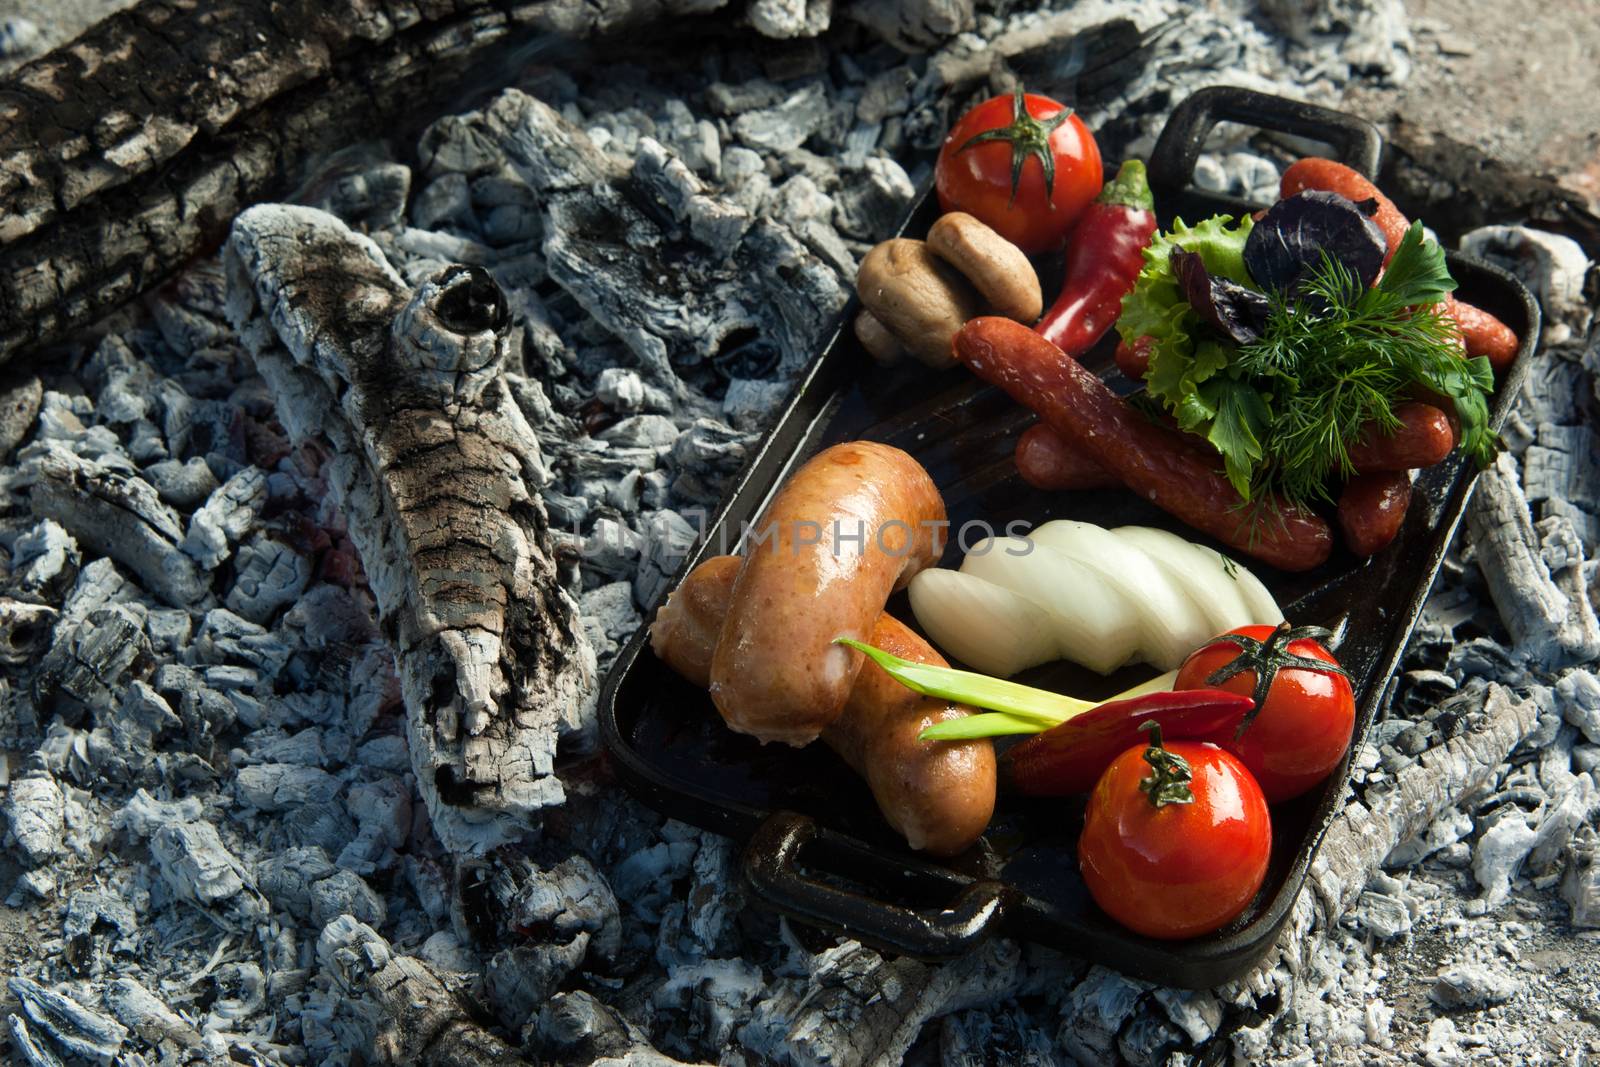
[1147,86,1385,201]
[742,811,1008,960]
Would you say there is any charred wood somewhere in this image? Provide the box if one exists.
[224,205,595,854]
[0,0,724,367]
[317,915,535,1067]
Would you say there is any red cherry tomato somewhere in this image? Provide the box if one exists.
[1078,726,1271,940]
[1174,623,1355,803]
[934,88,1102,254]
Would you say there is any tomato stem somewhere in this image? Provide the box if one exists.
[1203,620,1351,740]
[1137,721,1195,808]
[956,85,1076,206]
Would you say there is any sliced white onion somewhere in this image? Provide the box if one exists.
[1221,552,1285,627]
[906,569,1058,678]
[959,536,1142,674]
[1112,526,1261,638]
[1029,519,1213,670]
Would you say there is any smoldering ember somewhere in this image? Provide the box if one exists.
[0,0,1597,1064]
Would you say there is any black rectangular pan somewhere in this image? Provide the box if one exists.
[598,87,1541,988]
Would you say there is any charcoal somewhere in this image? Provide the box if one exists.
[317,916,534,1066]
[149,820,256,910]
[1467,454,1600,666]
[655,958,765,1050]
[0,598,56,666]
[309,870,387,928]
[183,465,267,570]
[412,174,476,233]
[1460,226,1592,344]
[283,803,359,857]
[103,977,202,1053]
[141,457,220,510]
[225,534,313,622]
[742,938,1023,1067]
[1350,889,1413,939]
[7,977,127,1065]
[1386,808,1474,867]
[599,414,681,449]
[1430,964,1519,1010]
[850,0,974,52]
[1528,776,1599,873]
[0,366,41,459]
[941,1009,1058,1067]
[34,605,152,717]
[9,520,80,597]
[236,764,341,812]
[833,156,917,241]
[1559,669,1600,743]
[7,1014,66,1067]
[355,734,411,773]
[633,509,700,610]
[1562,834,1600,927]
[26,445,207,607]
[258,847,338,919]
[3,769,65,864]
[1058,967,1148,1066]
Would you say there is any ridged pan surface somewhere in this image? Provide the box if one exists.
[598,88,1542,987]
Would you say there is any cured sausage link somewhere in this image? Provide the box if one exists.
[1347,402,1455,472]
[955,316,1333,572]
[1014,422,1119,491]
[1338,471,1412,557]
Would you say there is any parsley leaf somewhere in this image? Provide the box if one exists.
[1374,222,1457,307]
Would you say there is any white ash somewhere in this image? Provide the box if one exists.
[0,4,1595,1066]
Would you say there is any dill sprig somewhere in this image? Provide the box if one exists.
[1221,223,1498,507]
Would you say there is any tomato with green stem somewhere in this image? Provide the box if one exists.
[1174,622,1355,803]
[934,87,1102,254]
[1078,721,1272,939]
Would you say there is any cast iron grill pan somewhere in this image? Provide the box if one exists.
[598,87,1541,987]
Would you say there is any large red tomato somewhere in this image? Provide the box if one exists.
[935,88,1102,254]
[1078,724,1271,940]
[1175,623,1355,803]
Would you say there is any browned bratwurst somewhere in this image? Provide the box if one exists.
[710,441,946,746]
[654,556,995,856]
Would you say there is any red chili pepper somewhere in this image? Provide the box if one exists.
[1001,688,1254,797]
[1034,159,1157,356]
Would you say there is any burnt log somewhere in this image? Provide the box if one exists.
[225,204,595,855]
[0,0,711,368]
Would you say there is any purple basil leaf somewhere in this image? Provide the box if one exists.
[1171,248,1273,345]
[1243,190,1388,294]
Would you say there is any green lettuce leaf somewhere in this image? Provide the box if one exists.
[1117,213,1260,491]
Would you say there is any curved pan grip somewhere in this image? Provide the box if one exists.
[1148,86,1385,201]
[742,811,1008,960]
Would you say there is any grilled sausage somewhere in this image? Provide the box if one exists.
[709,441,947,746]
[1338,471,1412,557]
[956,316,1333,572]
[1347,402,1455,472]
[654,556,995,856]
[1014,422,1118,491]
[1444,295,1520,374]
